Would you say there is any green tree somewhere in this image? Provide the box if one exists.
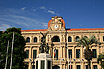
[77,35,100,69]
[0,27,27,69]
[97,53,104,69]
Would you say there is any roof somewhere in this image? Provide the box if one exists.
[21,28,104,32]
[21,29,47,32]
[67,28,104,31]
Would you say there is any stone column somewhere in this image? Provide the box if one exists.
[97,46,99,57]
[63,46,65,59]
[91,61,93,69]
[73,62,76,69]
[73,47,75,58]
[31,36,33,43]
[73,35,75,42]
[81,62,84,69]
[29,62,32,69]
[81,46,83,58]
[29,47,32,59]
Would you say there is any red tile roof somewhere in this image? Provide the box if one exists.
[21,28,104,32]
[21,29,47,32]
[67,28,104,31]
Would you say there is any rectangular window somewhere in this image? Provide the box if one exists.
[85,65,88,69]
[41,60,45,69]
[32,65,35,69]
[26,50,29,58]
[93,49,97,58]
[33,50,37,59]
[36,61,38,69]
[47,61,51,69]
[93,65,97,69]
[69,65,73,69]
[76,49,80,58]
[54,50,58,60]
[77,65,80,69]
[68,49,72,58]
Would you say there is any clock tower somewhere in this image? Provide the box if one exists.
[48,16,65,31]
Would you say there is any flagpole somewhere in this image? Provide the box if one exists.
[60,30,61,69]
[4,40,9,69]
[10,32,14,69]
[67,32,69,69]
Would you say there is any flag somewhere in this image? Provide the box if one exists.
[54,49,56,57]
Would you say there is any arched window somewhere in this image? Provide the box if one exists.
[76,36,80,42]
[103,36,104,41]
[26,37,30,42]
[84,36,88,38]
[68,36,72,42]
[34,37,37,42]
[52,36,60,42]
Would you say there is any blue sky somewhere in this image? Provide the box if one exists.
[0,0,104,31]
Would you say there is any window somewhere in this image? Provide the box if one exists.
[47,61,51,69]
[36,61,38,69]
[68,49,72,58]
[93,49,97,58]
[77,65,81,69]
[103,36,104,41]
[85,65,88,69]
[52,36,60,42]
[54,49,58,60]
[26,37,30,42]
[34,37,37,42]
[69,65,73,69]
[41,60,45,69]
[76,36,80,42]
[76,49,80,58]
[33,50,37,59]
[26,50,29,58]
[93,65,97,69]
[32,65,35,69]
[84,36,88,38]
[68,36,72,42]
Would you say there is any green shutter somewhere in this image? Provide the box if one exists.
[33,50,37,59]
[69,65,73,69]
[47,61,51,69]
[26,50,29,58]
[32,65,35,69]
[56,50,58,60]
[76,49,80,58]
[36,61,38,69]
[77,65,80,69]
[68,49,72,58]
[86,65,88,69]
[41,60,45,69]
[94,65,97,69]
[93,49,97,58]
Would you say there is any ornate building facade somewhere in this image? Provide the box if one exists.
[21,16,104,69]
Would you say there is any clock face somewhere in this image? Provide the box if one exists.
[54,25,58,29]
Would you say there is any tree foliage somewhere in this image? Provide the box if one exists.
[77,35,100,69]
[97,53,104,69]
[0,27,27,69]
